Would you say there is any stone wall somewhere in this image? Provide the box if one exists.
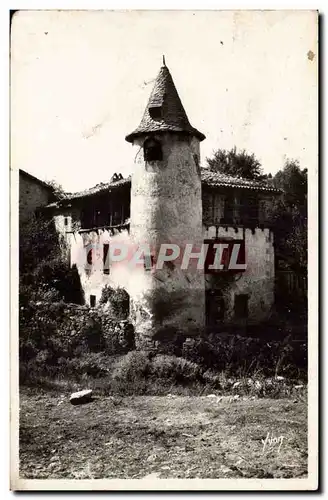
[21,301,135,355]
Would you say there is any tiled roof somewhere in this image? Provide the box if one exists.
[201,169,280,193]
[46,169,279,209]
[125,63,205,143]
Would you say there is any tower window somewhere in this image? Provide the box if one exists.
[144,138,163,162]
[193,154,199,167]
[149,106,162,120]
[193,154,200,176]
[64,217,69,226]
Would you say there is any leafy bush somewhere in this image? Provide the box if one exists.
[20,214,84,305]
[182,335,307,379]
[99,285,129,320]
[20,341,307,398]
[109,351,205,395]
[57,352,115,378]
[81,320,106,353]
[111,351,151,383]
[102,321,135,354]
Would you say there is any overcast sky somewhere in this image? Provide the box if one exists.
[11,10,317,192]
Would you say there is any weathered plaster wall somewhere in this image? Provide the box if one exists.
[52,208,82,263]
[19,174,52,223]
[54,214,72,234]
[53,205,82,235]
[129,133,205,344]
[65,221,274,326]
[204,225,275,324]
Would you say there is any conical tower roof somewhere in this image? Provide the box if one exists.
[125,60,205,143]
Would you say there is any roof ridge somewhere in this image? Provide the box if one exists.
[46,170,279,206]
[19,168,54,190]
[59,175,131,200]
[200,169,280,192]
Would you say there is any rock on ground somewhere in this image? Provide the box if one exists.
[69,390,93,405]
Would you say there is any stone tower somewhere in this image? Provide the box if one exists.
[125,59,206,348]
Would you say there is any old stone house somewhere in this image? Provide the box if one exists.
[45,61,280,344]
[19,169,56,224]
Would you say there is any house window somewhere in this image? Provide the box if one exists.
[234,294,249,319]
[223,193,235,224]
[112,209,122,226]
[95,210,101,226]
[103,243,110,275]
[249,196,259,223]
[144,138,163,162]
[90,295,96,308]
[81,209,93,229]
[240,192,259,225]
[144,253,155,271]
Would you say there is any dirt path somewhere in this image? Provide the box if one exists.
[19,391,307,479]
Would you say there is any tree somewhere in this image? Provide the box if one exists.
[46,179,66,200]
[206,146,265,180]
[19,214,84,305]
[19,215,60,277]
[273,160,307,210]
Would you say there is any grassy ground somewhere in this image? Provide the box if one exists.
[19,389,307,479]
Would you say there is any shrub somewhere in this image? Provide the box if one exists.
[111,351,151,383]
[20,214,84,306]
[182,335,307,379]
[57,352,114,378]
[150,355,202,384]
[102,321,135,354]
[109,351,205,395]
